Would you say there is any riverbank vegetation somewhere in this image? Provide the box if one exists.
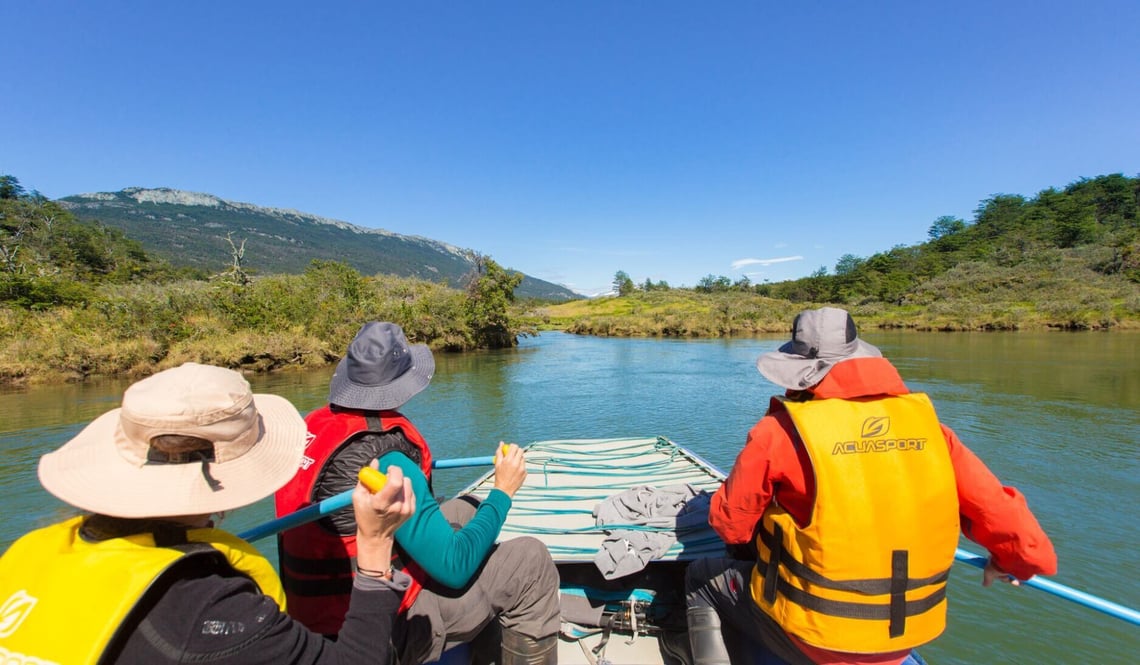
[0,176,528,383]
[537,174,1140,335]
[2,173,1138,384]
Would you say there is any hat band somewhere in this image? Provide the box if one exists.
[145,445,215,465]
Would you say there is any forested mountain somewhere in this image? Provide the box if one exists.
[58,187,578,301]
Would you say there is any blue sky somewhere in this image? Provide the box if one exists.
[3,2,1138,296]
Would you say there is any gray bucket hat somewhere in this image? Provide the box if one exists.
[756,307,881,390]
[328,322,435,410]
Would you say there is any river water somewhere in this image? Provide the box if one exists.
[1,330,1137,662]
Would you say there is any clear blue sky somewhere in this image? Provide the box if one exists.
[4,1,1138,296]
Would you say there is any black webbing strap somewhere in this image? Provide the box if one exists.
[280,571,355,597]
[762,524,782,604]
[757,526,949,594]
[773,576,946,621]
[278,542,356,576]
[364,413,385,433]
[277,533,357,597]
[151,524,191,548]
[890,550,908,637]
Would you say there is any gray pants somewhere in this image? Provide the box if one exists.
[399,497,561,664]
[684,558,812,665]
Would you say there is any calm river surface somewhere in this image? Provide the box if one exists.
[1,331,1137,663]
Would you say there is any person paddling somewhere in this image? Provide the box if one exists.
[0,362,415,664]
[684,307,1058,665]
[275,321,560,665]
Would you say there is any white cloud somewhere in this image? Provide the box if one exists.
[731,256,804,270]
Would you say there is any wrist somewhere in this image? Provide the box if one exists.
[356,565,393,580]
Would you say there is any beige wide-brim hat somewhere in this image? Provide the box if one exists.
[38,362,308,519]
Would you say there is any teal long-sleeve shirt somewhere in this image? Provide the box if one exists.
[377,450,512,589]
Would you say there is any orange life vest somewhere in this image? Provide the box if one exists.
[751,393,959,653]
[275,406,432,635]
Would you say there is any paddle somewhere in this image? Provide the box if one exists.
[954,548,1140,626]
[238,454,496,543]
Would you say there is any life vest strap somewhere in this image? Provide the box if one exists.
[769,574,946,622]
[762,524,782,604]
[758,526,950,595]
[890,550,907,638]
[281,571,355,597]
[278,546,356,576]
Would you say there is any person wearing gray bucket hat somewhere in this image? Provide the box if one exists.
[275,322,560,664]
[756,306,882,391]
[0,362,417,664]
[683,308,1057,665]
[327,321,436,410]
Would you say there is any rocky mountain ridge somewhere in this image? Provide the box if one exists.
[61,188,578,300]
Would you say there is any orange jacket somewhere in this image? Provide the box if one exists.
[710,357,1057,663]
[710,356,1057,581]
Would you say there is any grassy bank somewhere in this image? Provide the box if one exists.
[3,253,1138,385]
[0,267,527,385]
[527,257,1140,336]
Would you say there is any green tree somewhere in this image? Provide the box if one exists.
[928,216,966,241]
[695,274,731,293]
[465,255,523,348]
[834,254,864,275]
[613,270,635,296]
[0,175,26,200]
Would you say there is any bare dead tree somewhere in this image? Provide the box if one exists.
[0,224,27,274]
[214,233,250,286]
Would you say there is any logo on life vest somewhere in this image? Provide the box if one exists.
[861,416,890,438]
[0,590,38,638]
[832,416,926,455]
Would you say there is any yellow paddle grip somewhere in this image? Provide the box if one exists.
[358,466,388,492]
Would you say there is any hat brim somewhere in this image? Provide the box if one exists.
[756,339,882,391]
[38,394,307,518]
[327,344,435,410]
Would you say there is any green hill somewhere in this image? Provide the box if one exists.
[553,173,1140,331]
[59,188,578,301]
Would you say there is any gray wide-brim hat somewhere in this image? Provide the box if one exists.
[756,307,882,390]
[328,321,435,410]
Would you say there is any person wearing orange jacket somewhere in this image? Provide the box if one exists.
[684,307,1057,665]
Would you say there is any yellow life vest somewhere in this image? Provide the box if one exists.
[0,515,285,665]
[750,393,959,653]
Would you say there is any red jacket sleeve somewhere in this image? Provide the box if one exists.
[944,425,1058,580]
[709,413,817,544]
[709,421,777,544]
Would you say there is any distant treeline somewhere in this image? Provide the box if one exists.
[612,174,1139,302]
[571,174,1140,334]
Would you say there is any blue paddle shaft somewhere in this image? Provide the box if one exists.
[955,548,1140,626]
[239,459,1140,628]
[237,455,495,543]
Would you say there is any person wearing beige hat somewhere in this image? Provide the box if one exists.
[683,307,1057,665]
[275,321,561,665]
[0,362,415,665]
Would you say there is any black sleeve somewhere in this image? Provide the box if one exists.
[112,571,402,665]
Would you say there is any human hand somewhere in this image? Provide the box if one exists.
[492,442,527,498]
[353,463,415,542]
[982,559,1020,588]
